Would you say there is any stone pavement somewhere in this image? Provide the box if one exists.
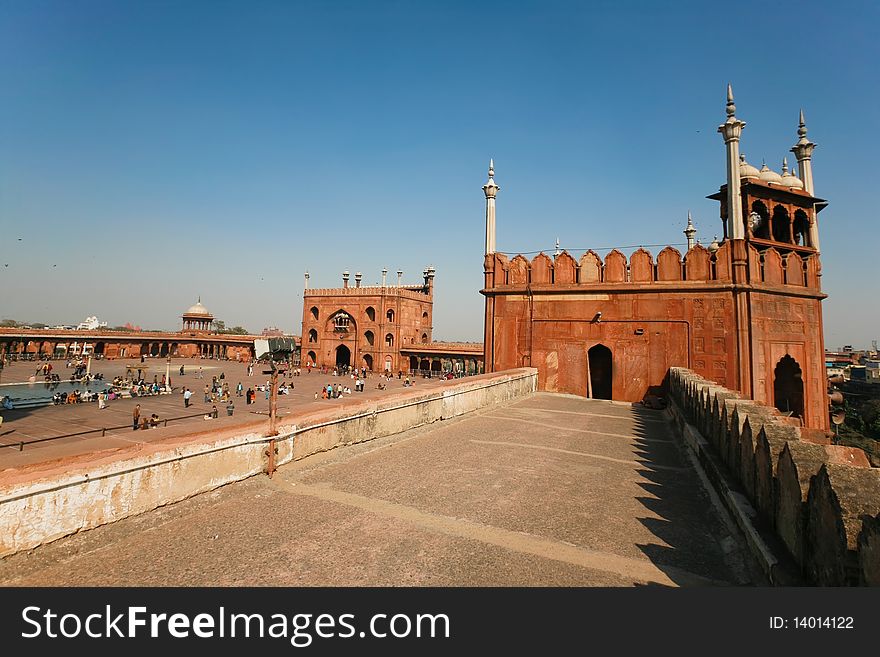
[0,393,759,586]
[0,358,451,469]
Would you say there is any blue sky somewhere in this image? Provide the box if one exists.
[1,0,877,347]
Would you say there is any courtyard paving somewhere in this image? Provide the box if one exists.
[0,392,758,587]
[0,357,449,469]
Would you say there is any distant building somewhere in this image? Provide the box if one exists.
[77,316,108,331]
[262,327,285,337]
[301,269,483,375]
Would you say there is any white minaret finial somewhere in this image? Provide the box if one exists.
[381,267,387,287]
[304,271,310,290]
[396,269,403,288]
[726,83,736,118]
[791,108,816,196]
[483,159,500,255]
[684,211,697,251]
[791,108,819,251]
[718,84,746,240]
[554,237,560,257]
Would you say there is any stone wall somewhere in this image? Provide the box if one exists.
[0,368,538,558]
[667,367,880,585]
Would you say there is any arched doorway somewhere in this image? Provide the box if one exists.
[307,350,317,366]
[409,356,419,371]
[588,344,613,399]
[774,355,804,420]
[384,355,393,372]
[362,354,373,370]
[94,342,106,356]
[336,344,351,368]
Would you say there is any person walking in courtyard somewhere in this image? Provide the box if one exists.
[236,381,243,397]
[204,383,211,403]
[132,404,140,431]
[184,388,192,407]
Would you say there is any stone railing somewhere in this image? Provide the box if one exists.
[0,368,537,558]
[666,367,880,586]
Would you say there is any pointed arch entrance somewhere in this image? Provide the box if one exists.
[774,355,804,420]
[335,345,351,369]
[588,344,613,400]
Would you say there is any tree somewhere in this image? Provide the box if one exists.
[225,326,248,335]
[212,319,226,333]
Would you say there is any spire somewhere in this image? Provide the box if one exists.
[483,158,500,255]
[726,83,736,119]
[781,157,789,175]
[483,159,499,198]
[718,84,746,241]
[554,237,560,257]
[790,107,817,196]
[684,211,697,251]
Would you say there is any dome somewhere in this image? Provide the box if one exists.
[185,300,211,316]
[780,160,804,190]
[739,154,760,179]
[780,171,804,189]
[759,163,783,185]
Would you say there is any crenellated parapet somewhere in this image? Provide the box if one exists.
[305,286,432,302]
[667,367,880,585]
[484,243,821,292]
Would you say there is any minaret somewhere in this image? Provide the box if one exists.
[482,159,500,255]
[554,237,560,257]
[791,109,819,252]
[396,269,403,288]
[304,271,310,290]
[684,211,697,251]
[717,84,747,240]
[381,267,387,287]
[791,109,816,196]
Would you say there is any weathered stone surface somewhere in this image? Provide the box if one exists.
[822,445,871,468]
[754,425,800,526]
[806,464,880,586]
[799,427,833,445]
[775,441,827,568]
[857,513,880,586]
[730,403,775,490]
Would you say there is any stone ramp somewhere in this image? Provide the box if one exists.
[0,393,754,586]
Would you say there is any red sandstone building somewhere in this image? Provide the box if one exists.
[0,300,272,362]
[301,268,483,375]
[481,88,829,430]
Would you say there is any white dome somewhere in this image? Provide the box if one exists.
[185,301,211,316]
[780,171,804,189]
[739,155,760,179]
[780,160,804,189]
[759,163,783,185]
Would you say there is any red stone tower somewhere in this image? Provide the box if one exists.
[481,88,829,430]
[301,268,435,373]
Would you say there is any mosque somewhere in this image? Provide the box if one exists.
[480,87,829,430]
